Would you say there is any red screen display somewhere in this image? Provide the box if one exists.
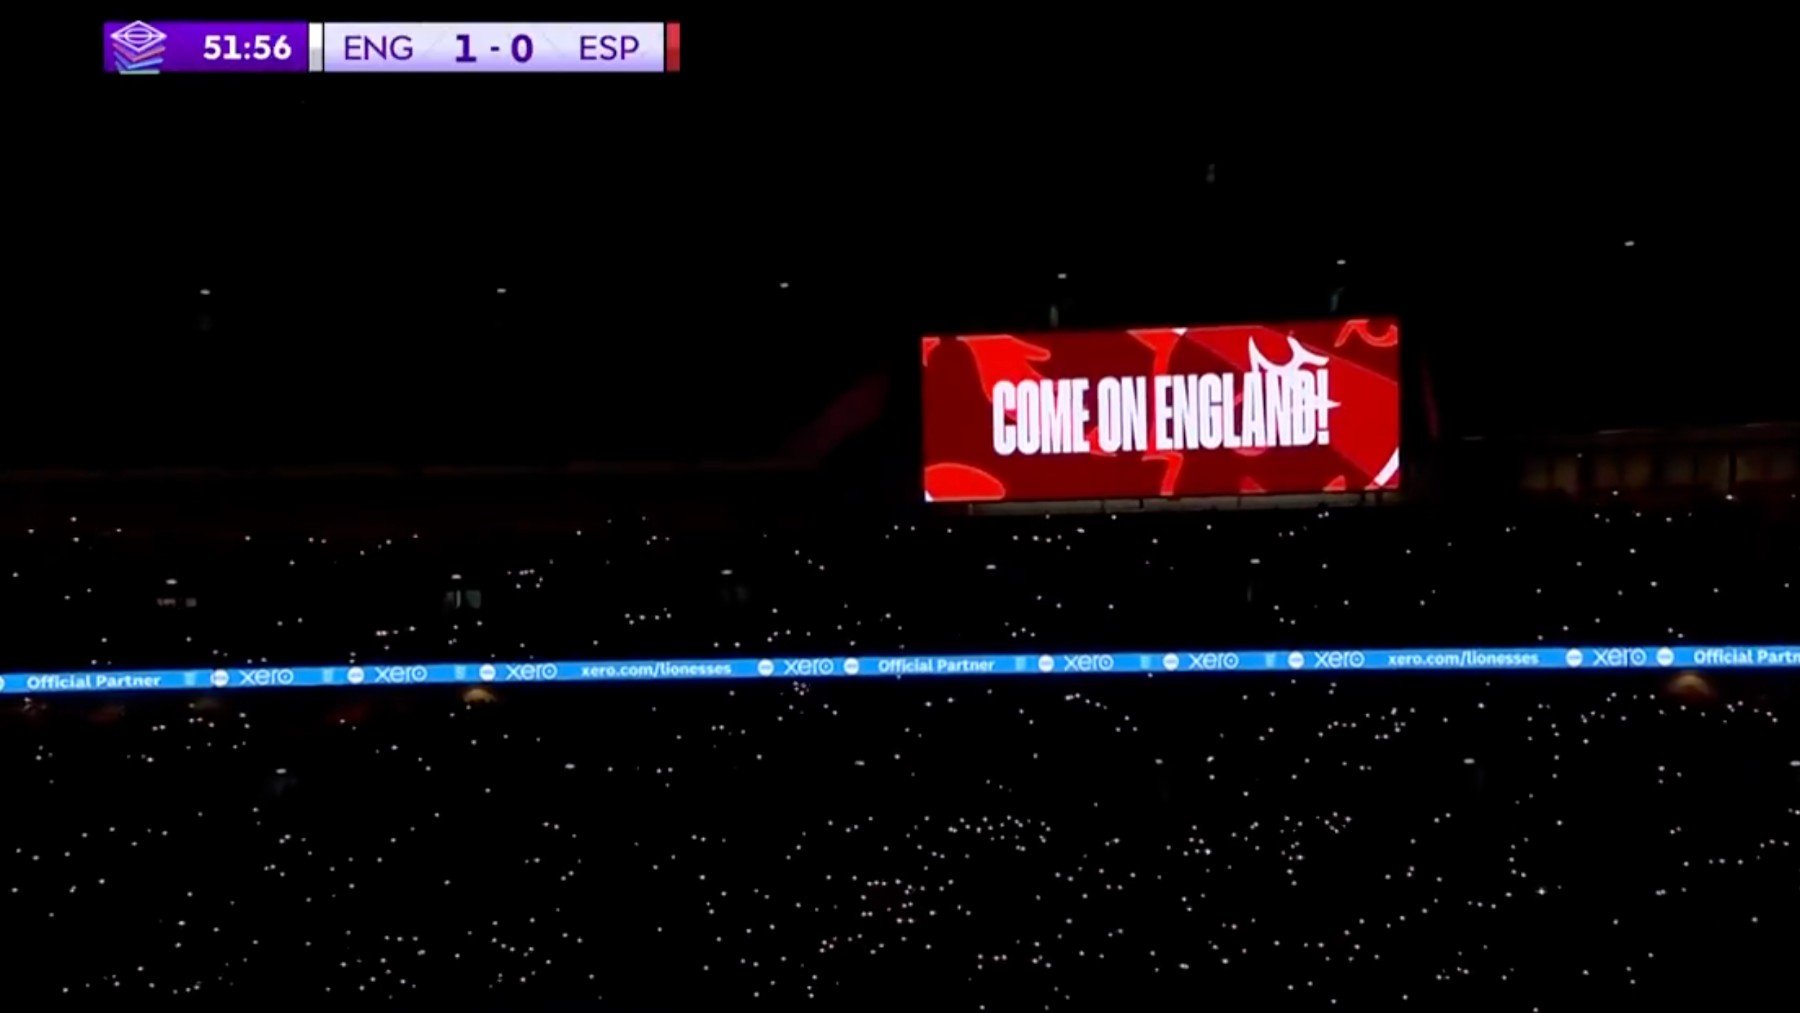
[922,317,1401,502]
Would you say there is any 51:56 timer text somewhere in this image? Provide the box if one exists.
[202,34,294,61]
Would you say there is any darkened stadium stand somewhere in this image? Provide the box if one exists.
[2,496,1797,671]
[4,483,1796,1007]
[12,10,1797,1009]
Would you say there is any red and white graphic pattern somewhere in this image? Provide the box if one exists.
[922,318,1401,502]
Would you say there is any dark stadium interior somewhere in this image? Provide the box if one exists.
[6,9,1796,1010]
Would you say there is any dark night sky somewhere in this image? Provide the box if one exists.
[19,10,1794,470]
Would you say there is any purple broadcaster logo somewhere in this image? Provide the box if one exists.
[110,21,167,74]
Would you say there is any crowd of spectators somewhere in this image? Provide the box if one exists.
[3,498,1795,671]
[1,495,1795,1008]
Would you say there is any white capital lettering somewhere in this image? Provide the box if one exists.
[1069,378,1091,452]
[1242,370,1266,447]
[1266,370,1291,446]
[1096,378,1122,452]
[1316,369,1332,445]
[1198,373,1224,449]
[992,381,1016,455]
[1123,377,1148,452]
[1016,380,1041,454]
[1221,373,1240,448]
[1170,375,1200,450]
[1152,375,1175,451]
[1292,371,1317,445]
[1045,379,1073,454]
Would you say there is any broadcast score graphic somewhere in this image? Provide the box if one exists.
[104,20,680,73]
[922,318,1402,502]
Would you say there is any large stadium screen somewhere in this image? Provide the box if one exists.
[922,317,1401,502]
